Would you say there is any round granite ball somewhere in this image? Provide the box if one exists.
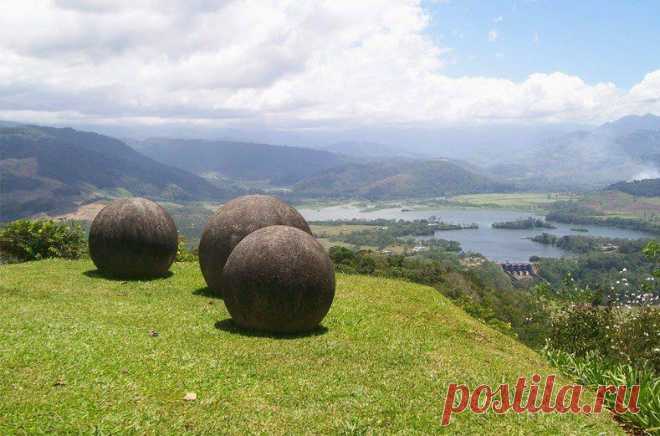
[222,225,335,333]
[89,197,178,278]
[198,195,311,297]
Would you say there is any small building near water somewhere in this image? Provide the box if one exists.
[500,262,538,281]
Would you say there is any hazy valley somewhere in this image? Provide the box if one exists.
[3,114,660,224]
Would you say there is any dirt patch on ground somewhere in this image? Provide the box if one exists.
[53,201,108,222]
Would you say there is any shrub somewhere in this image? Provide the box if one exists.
[0,219,86,262]
[543,346,660,433]
[548,304,660,373]
[644,240,659,279]
[455,295,516,337]
[176,236,198,262]
[548,305,613,358]
[356,255,376,274]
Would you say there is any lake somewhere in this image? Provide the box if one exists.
[298,203,654,263]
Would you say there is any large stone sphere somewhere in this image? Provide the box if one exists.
[198,195,311,297]
[222,225,335,333]
[89,197,178,278]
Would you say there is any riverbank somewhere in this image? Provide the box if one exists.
[297,203,654,263]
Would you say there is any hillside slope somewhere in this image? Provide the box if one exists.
[133,138,348,185]
[293,159,515,199]
[0,260,621,434]
[608,178,660,197]
[0,126,240,220]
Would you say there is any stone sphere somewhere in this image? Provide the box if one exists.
[89,197,178,278]
[198,195,311,297]
[222,225,335,333]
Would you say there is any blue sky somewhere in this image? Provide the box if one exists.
[424,0,660,88]
[1,0,658,130]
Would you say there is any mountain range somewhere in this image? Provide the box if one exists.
[132,138,348,185]
[0,126,240,221]
[1,114,659,221]
[292,159,514,199]
[132,137,509,199]
[490,114,660,189]
[1,125,515,219]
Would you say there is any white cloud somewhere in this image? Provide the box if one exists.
[630,168,660,181]
[488,30,499,42]
[0,0,657,130]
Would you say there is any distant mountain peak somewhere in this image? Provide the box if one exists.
[600,113,660,135]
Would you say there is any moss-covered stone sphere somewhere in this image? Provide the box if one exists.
[222,225,335,333]
[198,195,311,297]
[88,197,178,278]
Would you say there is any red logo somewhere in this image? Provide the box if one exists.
[441,374,640,426]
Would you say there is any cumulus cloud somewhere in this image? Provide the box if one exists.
[0,0,657,130]
[630,168,660,181]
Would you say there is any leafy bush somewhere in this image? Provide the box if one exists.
[541,241,660,433]
[176,236,198,262]
[644,240,659,279]
[548,304,660,373]
[543,346,660,433]
[0,219,86,262]
[455,295,516,337]
[536,249,657,303]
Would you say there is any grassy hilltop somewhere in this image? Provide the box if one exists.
[0,260,621,434]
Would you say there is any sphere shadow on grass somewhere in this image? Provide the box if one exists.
[83,269,173,282]
[192,286,222,299]
[214,319,329,339]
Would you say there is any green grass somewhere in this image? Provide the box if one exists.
[310,223,379,237]
[311,223,380,252]
[582,191,660,223]
[449,193,578,210]
[0,260,622,434]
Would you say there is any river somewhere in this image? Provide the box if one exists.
[297,203,654,263]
